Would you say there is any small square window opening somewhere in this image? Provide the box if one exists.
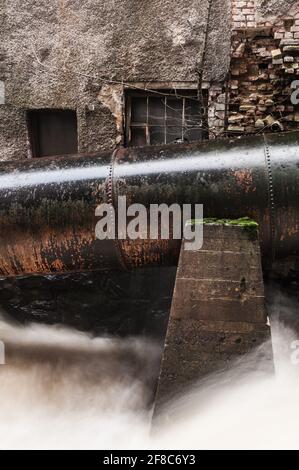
[27,109,78,158]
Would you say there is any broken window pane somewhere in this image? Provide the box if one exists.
[131,127,147,147]
[166,98,183,126]
[185,99,203,141]
[166,126,184,144]
[150,126,166,145]
[184,128,201,142]
[131,97,148,124]
[148,98,165,126]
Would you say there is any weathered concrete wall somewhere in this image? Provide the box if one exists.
[1,0,231,160]
[154,223,273,414]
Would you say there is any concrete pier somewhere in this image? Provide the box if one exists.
[154,221,273,415]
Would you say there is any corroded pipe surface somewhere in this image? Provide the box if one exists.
[1,131,299,277]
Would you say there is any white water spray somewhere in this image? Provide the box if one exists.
[0,288,298,450]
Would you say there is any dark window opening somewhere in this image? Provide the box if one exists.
[125,90,208,147]
[28,109,78,158]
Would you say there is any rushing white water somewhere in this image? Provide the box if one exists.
[0,289,299,450]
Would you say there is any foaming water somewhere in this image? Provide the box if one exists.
[0,318,158,449]
[0,290,299,450]
[155,322,299,450]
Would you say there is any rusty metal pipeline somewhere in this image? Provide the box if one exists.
[0,131,299,277]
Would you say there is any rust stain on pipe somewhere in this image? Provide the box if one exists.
[0,132,299,277]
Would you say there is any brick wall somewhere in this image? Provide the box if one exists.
[226,1,299,136]
[232,0,256,29]
[208,85,227,138]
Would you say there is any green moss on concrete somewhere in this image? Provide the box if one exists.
[186,217,259,235]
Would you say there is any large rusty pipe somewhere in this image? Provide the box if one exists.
[0,131,299,277]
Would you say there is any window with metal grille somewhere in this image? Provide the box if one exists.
[27,109,78,158]
[125,90,207,147]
